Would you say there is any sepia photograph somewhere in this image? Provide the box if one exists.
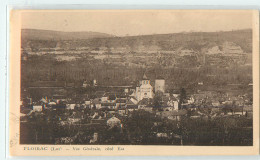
[9,10,259,156]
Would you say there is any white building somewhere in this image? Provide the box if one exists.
[33,105,42,112]
[82,80,89,88]
[93,79,97,86]
[167,100,179,111]
[136,74,154,101]
[101,95,108,102]
[85,100,91,105]
[66,104,76,110]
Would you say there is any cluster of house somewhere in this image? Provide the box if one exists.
[54,111,122,144]
[21,73,253,126]
[20,74,253,145]
[23,74,181,112]
[192,90,252,108]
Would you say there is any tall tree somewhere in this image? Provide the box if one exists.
[179,88,187,109]
[153,91,164,108]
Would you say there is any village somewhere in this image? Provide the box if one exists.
[19,28,253,145]
[20,72,253,145]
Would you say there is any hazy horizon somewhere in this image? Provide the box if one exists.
[21,27,252,37]
[21,10,253,36]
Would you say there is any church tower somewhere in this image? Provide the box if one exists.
[155,77,165,93]
[141,73,150,85]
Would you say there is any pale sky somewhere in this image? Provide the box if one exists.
[21,10,253,36]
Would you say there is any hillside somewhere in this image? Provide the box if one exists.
[21,29,252,92]
[22,29,252,53]
[21,29,114,41]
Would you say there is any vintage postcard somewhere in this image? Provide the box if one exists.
[9,10,259,156]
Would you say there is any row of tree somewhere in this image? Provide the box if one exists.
[20,109,252,145]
